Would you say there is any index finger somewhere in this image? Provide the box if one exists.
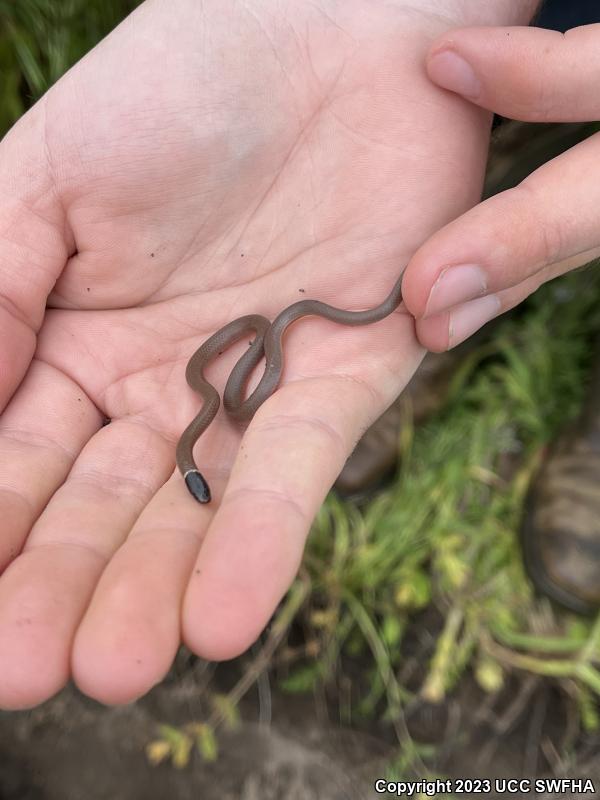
[182,312,420,661]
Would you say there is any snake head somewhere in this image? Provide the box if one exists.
[184,470,211,503]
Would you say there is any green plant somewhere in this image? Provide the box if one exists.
[0,0,140,134]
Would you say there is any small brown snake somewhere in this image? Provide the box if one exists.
[175,274,404,503]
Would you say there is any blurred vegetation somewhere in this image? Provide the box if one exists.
[297,265,600,746]
[0,0,140,134]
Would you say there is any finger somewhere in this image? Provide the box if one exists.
[0,419,171,710]
[426,24,600,122]
[182,380,356,661]
[415,247,600,351]
[401,132,600,349]
[182,313,421,661]
[0,361,102,570]
[70,361,267,704]
[0,106,71,410]
[71,470,220,705]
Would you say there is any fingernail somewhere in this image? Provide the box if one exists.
[425,264,488,318]
[427,50,481,98]
[448,295,501,348]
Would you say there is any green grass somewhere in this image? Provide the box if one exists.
[289,264,600,758]
[0,0,141,134]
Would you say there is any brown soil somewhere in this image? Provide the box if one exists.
[1,647,598,800]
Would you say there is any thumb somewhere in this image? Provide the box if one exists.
[425,23,600,122]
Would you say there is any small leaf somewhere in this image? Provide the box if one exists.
[279,663,322,693]
[211,694,241,730]
[475,656,504,694]
[157,724,186,747]
[195,724,218,763]
[394,571,431,609]
[146,740,172,765]
[381,615,403,648]
[172,736,193,769]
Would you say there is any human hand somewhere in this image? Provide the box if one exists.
[0,0,534,709]
[401,23,600,351]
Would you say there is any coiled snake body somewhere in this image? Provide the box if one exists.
[176,274,404,503]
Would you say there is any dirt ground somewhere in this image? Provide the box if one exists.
[2,647,598,800]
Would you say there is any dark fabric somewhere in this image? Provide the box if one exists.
[535,0,600,31]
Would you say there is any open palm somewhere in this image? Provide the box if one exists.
[0,0,492,708]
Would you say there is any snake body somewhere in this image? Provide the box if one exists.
[175,274,404,503]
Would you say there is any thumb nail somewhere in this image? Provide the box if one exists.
[427,49,481,99]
